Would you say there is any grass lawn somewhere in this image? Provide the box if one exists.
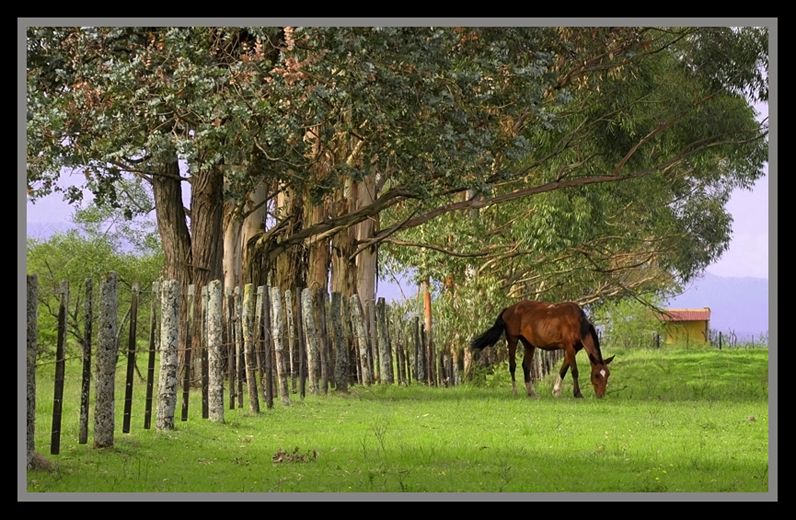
[25,347,769,493]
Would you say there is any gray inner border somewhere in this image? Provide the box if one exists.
[18,16,777,502]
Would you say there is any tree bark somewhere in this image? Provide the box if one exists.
[189,165,224,386]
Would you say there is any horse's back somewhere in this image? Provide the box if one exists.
[503,300,585,346]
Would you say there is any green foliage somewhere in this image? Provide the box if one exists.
[28,348,767,492]
[593,297,666,350]
[26,230,163,359]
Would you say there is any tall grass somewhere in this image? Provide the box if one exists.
[26,347,768,493]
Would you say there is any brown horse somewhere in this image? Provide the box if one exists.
[470,301,614,398]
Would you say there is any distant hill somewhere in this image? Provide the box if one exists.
[666,272,770,341]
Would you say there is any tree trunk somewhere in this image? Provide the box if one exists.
[331,179,358,297]
[355,175,377,325]
[273,188,306,291]
[422,280,435,386]
[241,180,268,286]
[189,165,224,386]
[223,202,242,292]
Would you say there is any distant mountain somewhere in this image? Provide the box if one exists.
[666,272,770,341]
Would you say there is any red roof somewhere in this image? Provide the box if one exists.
[659,308,711,322]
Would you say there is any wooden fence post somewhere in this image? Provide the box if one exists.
[156,279,179,431]
[201,285,210,419]
[261,286,274,409]
[122,284,139,433]
[181,285,195,421]
[95,273,118,446]
[316,289,330,394]
[226,286,236,410]
[78,279,93,444]
[295,288,306,399]
[350,294,371,386]
[27,275,38,468]
[270,286,291,405]
[330,292,348,392]
[242,284,260,413]
[366,299,378,383]
[415,317,425,384]
[207,280,224,423]
[376,298,393,384]
[50,281,68,455]
[301,288,319,394]
[234,286,244,409]
[144,281,159,429]
[284,289,298,393]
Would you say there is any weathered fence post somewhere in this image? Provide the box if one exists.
[393,308,406,385]
[78,279,93,444]
[284,289,298,393]
[156,279,179,431]
[50,281,68,455]
[225,286,236,410]
[181,285,195,422]
[27,275,38,468]
[201,285,210,419]
[261,286,274,409]
[350,294,371,386]
[341,295,357,386]
[95,273,118,446]
[207,280,224,423]
[719,331,722,350]
[242,284,260,414]
[122,284,139,433]
[330,292,348,392]
[376,298,393,384]
[415,317,425,384]
[295,288,306,399]
[50,282,68,453]
[366,299,378,383]
[301,288,319,394]
[270,287,291,405]
[316,289,330,394]
[144,281,159,429]
[234,286,244,409]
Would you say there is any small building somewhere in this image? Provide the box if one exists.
[659,308,711,345]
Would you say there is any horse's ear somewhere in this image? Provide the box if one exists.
[604,355,615,365]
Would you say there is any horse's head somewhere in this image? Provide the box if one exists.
[588,354,615,398]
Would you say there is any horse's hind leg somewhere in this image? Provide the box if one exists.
[507,335,519,396]
[520,338,537,397]
[553,354,570,397]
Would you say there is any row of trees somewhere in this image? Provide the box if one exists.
[27,25,768,372]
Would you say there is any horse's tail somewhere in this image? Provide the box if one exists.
[470,309,507,350]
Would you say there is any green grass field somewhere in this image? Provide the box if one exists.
[26,347,769,493]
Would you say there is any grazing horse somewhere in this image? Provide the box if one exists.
[470,301,614,398]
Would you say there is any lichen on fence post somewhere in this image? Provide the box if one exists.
[330,292,348,393]
[156,279,179,431]
[349,294,371,386]
[270,287,291,405]
[207,280,224,423]
[95,272,118,446]
[301,288,319,394]
[78,278,93,443]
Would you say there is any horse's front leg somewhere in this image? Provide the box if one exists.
[568,348,583,398]
[507,335,519,396]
